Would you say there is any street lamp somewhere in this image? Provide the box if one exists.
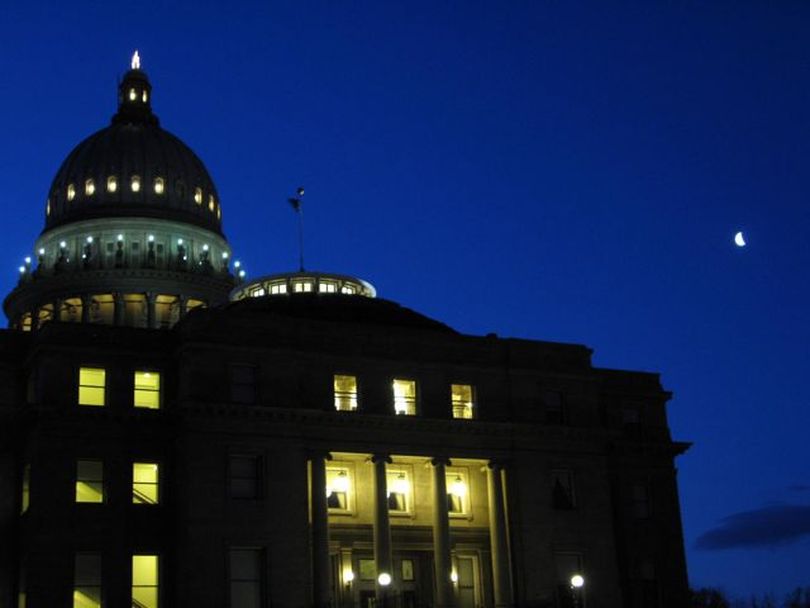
[570,574,585,608]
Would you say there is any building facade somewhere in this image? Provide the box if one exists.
[0,58,690,608]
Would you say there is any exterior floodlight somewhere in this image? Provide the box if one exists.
[450,570,459,583]
[177,238,184,245]
[38,248,45,255]
[570,574,585,588]
[222,251,229,259]
[117,234,124,242]
[86,236,93,243]
[377,573,391,586]
[203,244,209,251]
[59,241,67,249]
[234,260,241,268]
[238,270,246,278]
[344,570,355,584]
[18,266,25,274]
[24,257,31,264]
[391,473,409,495]
[148,234,155,242]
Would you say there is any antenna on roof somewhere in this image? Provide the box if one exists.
[287,186,306,272]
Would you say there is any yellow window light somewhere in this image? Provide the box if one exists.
[78,368,106,407]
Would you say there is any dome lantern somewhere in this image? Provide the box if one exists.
[114,51,156,126]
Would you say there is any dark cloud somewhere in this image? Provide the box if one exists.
[696,504,810,550]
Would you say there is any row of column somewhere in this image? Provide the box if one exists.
[309,453,513,608]
[24,293,191,330]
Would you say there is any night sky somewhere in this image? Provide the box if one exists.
[2,1,809,599]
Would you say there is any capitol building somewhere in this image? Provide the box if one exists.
[0,54,690,608]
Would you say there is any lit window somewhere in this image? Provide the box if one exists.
[269,282,287,295]
[552,470,576,510]
[386,470,410,513]
[67,184,76,201]
[217,206,221,220]
[85,179,95,196]
[326,468,351,511]
[230,365,257,404]
[74,553,102,608]
[249,287,266,297]
[229,455,261,499]
[334,375,358,411]
[134,371,161,409]
[75,460,104,503]
[131,555,159,608]
[142,90,148,103]
[131,175,141,192]
[319,282,337,293]
[341,285,356,295]
[78,367,106,407]
[359,559,376,581]
[293,281,313,293]
[451,384,474,419]
[129,88,137,101]
[229,548,262,608]
[392,379,416,415]
[21,464,30,514]
[154,177,164,195]
[46,199,51,216]
[208,195,215,212]
[446,472,469,514]
[194,188,202,205]
[133,463,159,504]
[107,175,117,193]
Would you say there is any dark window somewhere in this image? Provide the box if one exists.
[75,553,102,607]
[554,553,583,608]
[632,481,651,519]
[229,548,263,608]
[230,365,257,404]
[230,455,261,499]
[552,470,576,510]
[543,390,565,424]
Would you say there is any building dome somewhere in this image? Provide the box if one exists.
[5,54,237,331]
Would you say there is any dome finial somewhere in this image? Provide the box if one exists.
[131,50,141,70]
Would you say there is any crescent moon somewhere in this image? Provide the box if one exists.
[734,231,746,247]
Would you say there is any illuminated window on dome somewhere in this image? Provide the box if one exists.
[319,282,337,293]
[46,199,51,216]
[85,179,95,196]
[67,184,76,201]
[134,371,161,409]
[107,176,117,193]
[131,176,141,192]
[269,282,287,295]
[129,88,137,101]
[293,281,313,293]
[393,379,417,415]
[142,90,148,103]
[208,195,215,212]
[341,285,356,295]
[154,178,164,195]
[217,206,221,220]
[194,188,202,205]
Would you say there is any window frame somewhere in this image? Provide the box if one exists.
[230,364,258,405]
[132,462,160,505]
[228,547,264,608]
[333,374,358,412]
[446,468,471,518]
[325,464,354,515]
[75,459,105,504]
[392,378,417,416]
[131,554,159,608]
[229,454,263,500]
[133,370,162,410]
[386,467,413,516]
[551,469,576,511]
[78,367,106,407]
[451,383,475,419]
[74,552,103,608]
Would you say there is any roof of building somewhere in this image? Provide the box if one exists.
[43,65,224,236]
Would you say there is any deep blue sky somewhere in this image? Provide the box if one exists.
[2,1,809,599]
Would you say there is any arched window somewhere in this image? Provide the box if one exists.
[194,187,202,205]
[131,175,141,193]
[107,176,118,193]
[154,177,164,195]
[85,179,95,196]
[129,88,137,101]
[67,184,76,201]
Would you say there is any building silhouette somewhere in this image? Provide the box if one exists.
[0,57,690,608]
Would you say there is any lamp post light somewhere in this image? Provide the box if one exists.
[570,574,585,608]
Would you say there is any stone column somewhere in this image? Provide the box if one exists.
[487,461,513,607]
[113,293,125,326]
[145,292,157,329]
[371,454,393,605]
[431,457,455,608]
[81,295,92,324]
[309,452,331,608]
[53,299,63,322]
